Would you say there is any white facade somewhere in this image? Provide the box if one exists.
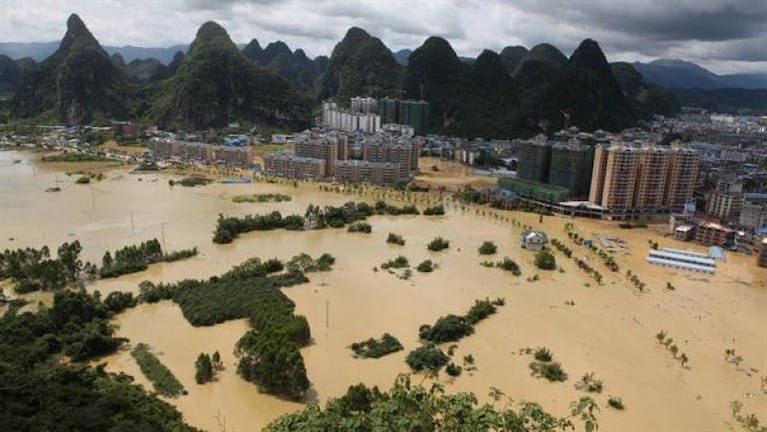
[322,102,381,133]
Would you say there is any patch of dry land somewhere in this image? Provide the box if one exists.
[1,149,765,431]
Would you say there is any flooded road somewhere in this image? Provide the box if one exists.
[2,149,766,431]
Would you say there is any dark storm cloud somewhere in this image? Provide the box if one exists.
[509,0,767,42]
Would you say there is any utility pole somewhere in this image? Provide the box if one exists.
[160,223,167,252]
[325,300,329,328]
[130,211,135,236]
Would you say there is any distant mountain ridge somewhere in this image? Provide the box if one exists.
[633,59,767,90]
[0,41,188,65]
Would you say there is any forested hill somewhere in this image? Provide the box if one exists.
[9,16,673,136]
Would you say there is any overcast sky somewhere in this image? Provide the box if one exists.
[2,0,766,74]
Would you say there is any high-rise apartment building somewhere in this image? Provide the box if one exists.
[588,144,700,217]
[665,149,702,211]
[376,97,430,135]
[549,142,594,200]
[517,137,552,184]
[634,148,670,210]
[350,97,378,114]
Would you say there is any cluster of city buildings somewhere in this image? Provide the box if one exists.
[321,97,430,136]
[497,129,701,221]
[263,129,419,184]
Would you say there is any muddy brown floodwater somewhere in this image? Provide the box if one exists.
[1,149,766,432]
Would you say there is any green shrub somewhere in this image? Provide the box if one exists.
[497,257,521,276]
[381,255,409,270]
[445,362,462,377]
[465,298,498,325]
[75,176,90,184]
[423,205,446,216]
[578,372,603,393]
[350,333,404,359]
[419,315,473,343]
[347,222,372,233]
[478,241,497,255]
[386,233,405,246]
[534,250,556,270]
[534,347,553,362]
[608,396,625,410]
[427,237,450,252]
[406,344,449,372]
[529,361,568,382]
[416,260,435,273]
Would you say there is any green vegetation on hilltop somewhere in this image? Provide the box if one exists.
[0,282,197,430]
[150,21,310,130]
[317,27,402,102]
[131,343,186,397]
[12,14,133,124]
[264,376,599,431]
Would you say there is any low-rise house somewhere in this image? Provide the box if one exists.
[520,231,548,251]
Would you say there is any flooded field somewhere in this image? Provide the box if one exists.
[2,148,766,431]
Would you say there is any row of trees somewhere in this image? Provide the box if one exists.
[213,201,423,244]
[100,239,162,278]
[131,343,186,397]
[656,331,689,368]
[0,241,90,293]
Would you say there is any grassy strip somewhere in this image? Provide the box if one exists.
[232,193,291,203]
[42,153,108,162]
[131,343,186,397]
